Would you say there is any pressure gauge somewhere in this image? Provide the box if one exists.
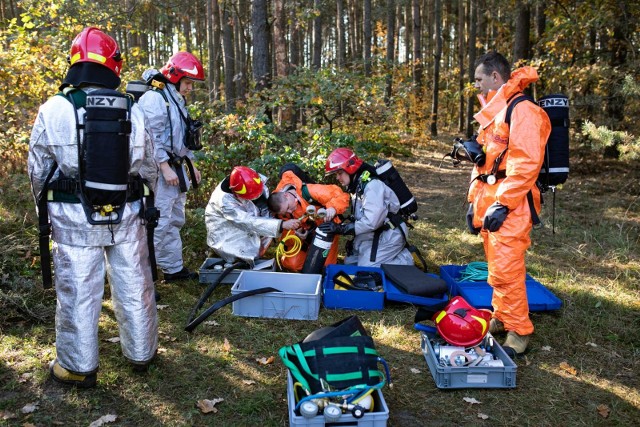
[324,404,342,422]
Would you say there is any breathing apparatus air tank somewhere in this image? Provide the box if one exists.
[374,159,417,219]
[301,227,333,274]
[80,89,132,224]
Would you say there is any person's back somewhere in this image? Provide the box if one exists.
[28,27,158,388]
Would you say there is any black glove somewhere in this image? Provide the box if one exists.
[483,202,509,232]
[318,221,355,236]
[466,204,480,235]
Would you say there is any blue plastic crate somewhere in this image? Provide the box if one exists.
[385,273,449,307]
[323,264,386,311]
[439,264,561,311]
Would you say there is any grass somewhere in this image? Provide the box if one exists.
[1,136,639,426]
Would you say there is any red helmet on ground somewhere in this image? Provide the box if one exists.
[325,148,363,176]
[68,27,122,77]
[432,296,492,347]
[160,52,205,84]
[230,166,264,200]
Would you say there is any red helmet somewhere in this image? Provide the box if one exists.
[160,52,205,84]
[432,296,492,347]
[68,27,122,76]
[325,148,363,176]
[230,166,264,200]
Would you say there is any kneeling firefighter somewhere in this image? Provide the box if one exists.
[319,148,413,267]
[204,166,301,266]
[28,27,159,387]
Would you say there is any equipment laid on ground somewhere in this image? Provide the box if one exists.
[416,323,517,389]
[280,316,391,425]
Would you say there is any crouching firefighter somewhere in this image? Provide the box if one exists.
[138,52,205,282]
[28,27,159,388]
[320,148,414,267]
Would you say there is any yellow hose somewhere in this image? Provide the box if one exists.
[276,233,302,271]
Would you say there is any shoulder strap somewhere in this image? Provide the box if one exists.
[57,88,87,108]
[300,184,316,205]
[505,94,535,126]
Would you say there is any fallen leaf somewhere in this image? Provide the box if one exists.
[559,361,578,375]
[585,342,598,348]
[541,346,552,351]
[203,320,219,326]
[18,372,33,383]
[156,305,169,310]
[242,380,256,385]
[88,414,118,427]
[104,337,120,343]
[463,397,481,405]
[23,423,36,427]
[256,356,275,365]
[477,413,489,420]
[1,411,17,420]
[410,368,421,374]
[20,403,38,414]
[196,398,224,414]
[157,347,168,354]
[524,355,531,366]
[595,301,602,308]
[596,404,610,418]
[223,338,231,352]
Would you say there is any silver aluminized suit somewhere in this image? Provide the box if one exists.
[347,177,413,267]
[28,86,158,375]
[138,70,194,275]
[205,175,282,266]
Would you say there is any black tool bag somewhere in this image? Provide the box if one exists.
[278,316,384,394]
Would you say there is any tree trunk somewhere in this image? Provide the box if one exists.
[206,0,216,102]
[513,0,530,63]
[336,0,346,69]
[222,3,236,112]
[235,0,248,101]
[404,4,411,63]
[363,0,372,76]
[384,0,396,105]
[312,0,322,70]
[466,0,477,137]
[534,0,546,57]
[412,0,423,95]
[430,0,442,136]
[211,0,222,101]
[458,0,465,132]
[252,0,270,92]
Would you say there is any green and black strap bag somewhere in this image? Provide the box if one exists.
[278,316,386,395]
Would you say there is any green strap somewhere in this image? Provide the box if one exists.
[300,184,316,204]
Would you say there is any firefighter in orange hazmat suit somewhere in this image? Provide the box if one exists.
[467,52,551,356]
[268,170,350,272]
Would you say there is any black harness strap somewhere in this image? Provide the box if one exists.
[37,162,59,289]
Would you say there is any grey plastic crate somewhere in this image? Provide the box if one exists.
[287,372,389,427]
[231,271,321,320]
[199,258,275,285]
[420,331,517,389]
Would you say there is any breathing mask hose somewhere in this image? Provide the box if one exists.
[185,260,247,331]
[301,227,334,274]
[276,233,302,271]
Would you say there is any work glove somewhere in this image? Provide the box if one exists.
[318,221,355,236]
[483,202,509,232]
[466,204,480,235]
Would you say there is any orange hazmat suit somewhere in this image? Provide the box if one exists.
[468,66,551,335]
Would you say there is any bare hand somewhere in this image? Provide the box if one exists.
[282,219,301,230]
[160,162,179,186]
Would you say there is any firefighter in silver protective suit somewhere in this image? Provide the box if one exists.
[320,148,414,267]
[205,166,300,266]
[28,27,158,388]
[138,52,205,282]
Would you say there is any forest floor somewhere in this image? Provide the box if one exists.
[1,136,639,426]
